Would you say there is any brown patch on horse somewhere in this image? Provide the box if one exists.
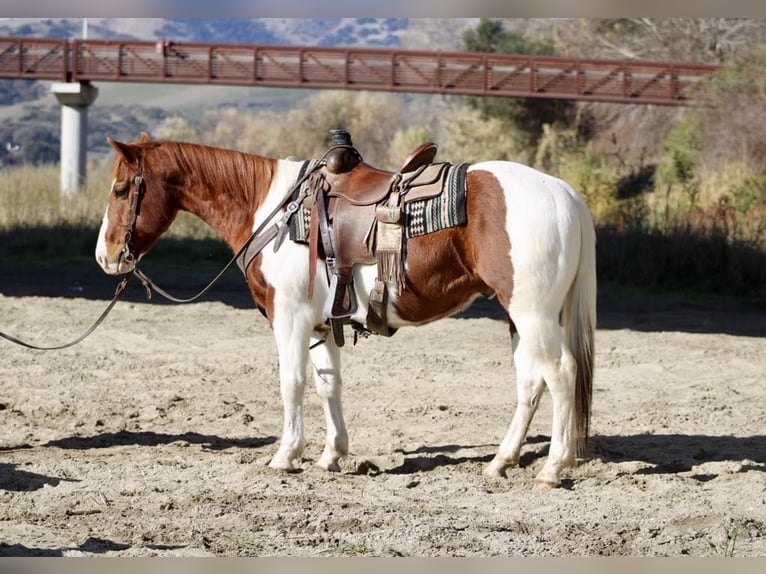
[146,141,278,251]
[104,137,280,314]
[245,255,276,323]
[393,170,514,324]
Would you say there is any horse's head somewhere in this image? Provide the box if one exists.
[95,133,178,275]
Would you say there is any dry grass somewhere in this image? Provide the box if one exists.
[0,160,215,240]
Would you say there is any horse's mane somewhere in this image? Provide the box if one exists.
[154,140,277,205]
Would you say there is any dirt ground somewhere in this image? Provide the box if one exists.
[0,264,764,557]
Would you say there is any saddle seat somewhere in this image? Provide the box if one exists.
[325,142,438,205]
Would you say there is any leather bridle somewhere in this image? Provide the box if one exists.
[119,153,145,268]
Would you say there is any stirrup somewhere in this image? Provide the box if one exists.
[324,273,358,319]
[330,319,345,347]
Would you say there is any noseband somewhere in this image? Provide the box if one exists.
[120,153,145,266]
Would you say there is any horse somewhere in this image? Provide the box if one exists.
[95,133,597,489]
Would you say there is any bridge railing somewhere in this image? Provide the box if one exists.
[0,36,720,105]
[0,37,68,81]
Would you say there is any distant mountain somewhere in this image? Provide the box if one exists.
[0,18,409,47]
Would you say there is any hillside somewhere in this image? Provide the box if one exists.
[0,18,422,164]
[0,18,409,47]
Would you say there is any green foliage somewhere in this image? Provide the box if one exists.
[657,115,701,187]
[462,19,577,148]
[153,115,200,142]
[321,540,369,556]
[559,147,625,225]
[662,46,766,178]
[731,174,766,214]
[439,106,520,163]
[561,137,766,302]
[707,519,754,557]
[386,126,433,168]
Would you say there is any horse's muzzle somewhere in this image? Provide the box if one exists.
[95,246,135,275]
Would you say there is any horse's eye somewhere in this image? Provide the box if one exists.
[114,184,129,198]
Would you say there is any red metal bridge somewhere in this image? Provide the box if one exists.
[0,36,720,106]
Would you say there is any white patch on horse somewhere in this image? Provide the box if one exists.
[95,206,114,274]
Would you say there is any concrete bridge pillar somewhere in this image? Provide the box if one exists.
[51,82,98,194]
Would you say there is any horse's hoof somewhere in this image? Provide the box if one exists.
[533,479,559,491]
[268,457,297,472]
[483,462,508,479]
[319,461,341,473]
[316,451,342,472]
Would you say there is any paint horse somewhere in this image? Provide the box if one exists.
[95,133,596,488]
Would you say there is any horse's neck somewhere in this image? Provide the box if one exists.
[174,148,296,251]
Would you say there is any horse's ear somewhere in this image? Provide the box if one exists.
[107,137,139,164]
[139,131,151,143]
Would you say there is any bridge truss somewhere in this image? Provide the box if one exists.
[0,36,719,105]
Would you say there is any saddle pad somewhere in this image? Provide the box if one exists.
[404,163,470,239]
[289,159,320,244]
[288,161,470,243]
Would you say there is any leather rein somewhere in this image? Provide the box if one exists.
[0,153,326,350]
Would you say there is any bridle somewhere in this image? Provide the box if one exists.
[118,153,145,268]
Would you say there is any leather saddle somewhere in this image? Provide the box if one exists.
[306,134,448,346]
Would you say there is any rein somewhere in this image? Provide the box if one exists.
[0,272,134,351]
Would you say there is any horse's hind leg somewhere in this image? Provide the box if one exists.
[309,335,348,472]
[485,315,577,488]
[535,342,577,488]
[484,329,545,479]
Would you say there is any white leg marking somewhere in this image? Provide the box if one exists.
[268,306,311,472]
[484,332,545,478]
[535,344,577,487]
[310,336,348,472]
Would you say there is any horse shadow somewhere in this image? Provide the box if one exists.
[39,430,277,451]
[382,437,551,475]
[0,536,186,557]
[380,433,766,478]
[0,431,276,493]
[0,462,75,492]
[591,433,766,475]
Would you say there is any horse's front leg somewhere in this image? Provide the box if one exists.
[309,334,348,472]
[268,313,311,472]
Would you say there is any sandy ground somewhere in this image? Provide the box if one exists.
[0,266,765,557]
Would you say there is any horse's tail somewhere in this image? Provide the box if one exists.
[564,197,597,458]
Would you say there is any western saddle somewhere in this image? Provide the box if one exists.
[303,129,452,347]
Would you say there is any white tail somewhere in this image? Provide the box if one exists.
[564,198,597,456]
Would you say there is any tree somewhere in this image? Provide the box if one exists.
[462,19,577,150]
[154,115,199,142]
[563,18,766,64]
